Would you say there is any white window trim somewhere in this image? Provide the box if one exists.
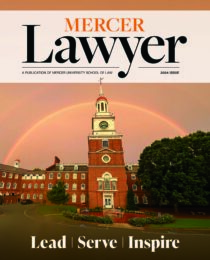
[81,173,86,180]
[72,193,77,203]
[72,183,77,190]
[73,173,77,179]
[132,184,137,191]
[81,183,86,190]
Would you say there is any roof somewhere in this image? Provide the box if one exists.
[46,164,88,172]
[125,164,139,173]
[0,164,31,174]
[96,96,108,102]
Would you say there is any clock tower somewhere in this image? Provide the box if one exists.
[88,86,127,209]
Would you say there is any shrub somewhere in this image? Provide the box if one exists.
[63,211,113,224]
[128,214,175,227]
[89,207,103,212]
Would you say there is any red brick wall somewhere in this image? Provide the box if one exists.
[88,137,128,209]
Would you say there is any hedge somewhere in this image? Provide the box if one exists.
[63,211,113,224]
[128,214,175,227]
[89,207,103,212]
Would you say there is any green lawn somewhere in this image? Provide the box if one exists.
[36,204,77,215]
[150,218,210,229]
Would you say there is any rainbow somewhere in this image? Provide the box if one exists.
[3,101,188,164]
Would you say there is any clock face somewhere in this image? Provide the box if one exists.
[99,121,108,129]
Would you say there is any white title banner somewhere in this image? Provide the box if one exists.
[0,11,210,83]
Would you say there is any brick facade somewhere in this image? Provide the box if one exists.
[0,89,148,208]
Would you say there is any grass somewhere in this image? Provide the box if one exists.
[36,204,77,215]
[150,218,210,229]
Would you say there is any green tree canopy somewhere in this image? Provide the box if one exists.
[47,181,69,205]
[138,131,210,211]
[126,189,136,210]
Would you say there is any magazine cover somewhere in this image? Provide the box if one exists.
[0,1,210,260]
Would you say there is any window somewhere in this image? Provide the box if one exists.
[21,194,24,199]
[98,181,103,190]
[141,185,144,190]
[0,182,4,188]
[49,173,54,179]
[14,174,19,179]
[101,102,104,111]
[8,173,13,179]
[27,194,30,199]
[132,184,137,191]
[72,183,77,190]
[102,154,111,163]
[142,195,148,204]
[33,194,37,199]
[13,183,17,189]
[57,173,61,179]
[28,183,32,189]
[40,183,44,189]
[34,183,38,189]
[36,175,39,180]
[81,183,85,190]
[128,165,133,171]
[81,173,86,180]
[74,165,78,171]
[39,194,43,200]
[59,164,64,171]
[81,194,86,203]
[104,175,111,190]
[131,174,136,180]
[2,172,6,178]
[72,194,77,203]
[22,183,26,189]
[65,173,69,179]
[73,173,77,179]
[48,183,53,190]
[65,183,69,190]
[134,195,139,204]
[112,181,117,190]
[42,174,45,180]
[6,182,11,189]
[102,139,109,148]
[97,173,117,191]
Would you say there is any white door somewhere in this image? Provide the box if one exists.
[103,193,114,208]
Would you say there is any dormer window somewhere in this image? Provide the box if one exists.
[59,164,64,171]
[74,165,78,171]
[128,165,133,171]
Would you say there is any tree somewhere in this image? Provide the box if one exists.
[0,196,4,205]
[47,181,69,205]
[126,189,136,210]
[138,131,210,212]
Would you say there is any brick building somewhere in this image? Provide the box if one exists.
[0,88,148,208]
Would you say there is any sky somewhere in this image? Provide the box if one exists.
[0,83,210,169]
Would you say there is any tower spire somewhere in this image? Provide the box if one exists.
[99,77,104,96]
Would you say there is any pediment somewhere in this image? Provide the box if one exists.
[96,148,116,153]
